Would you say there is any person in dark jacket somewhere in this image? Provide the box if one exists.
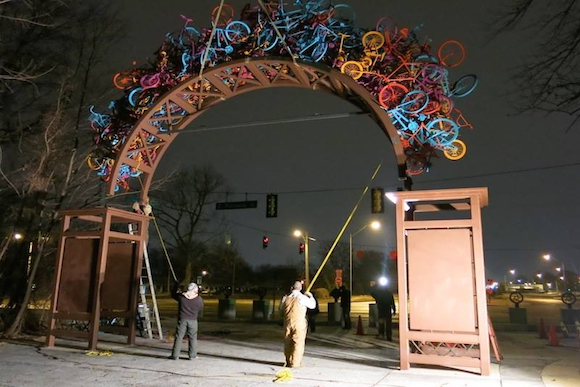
[339,285,351,329]
[170,282,204,360]
[306,292,320,333]
[371,285,396,341]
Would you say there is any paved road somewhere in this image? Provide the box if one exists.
[156,292,571,328]
[1,321,579,387]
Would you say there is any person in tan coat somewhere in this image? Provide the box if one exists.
[281,281,316,368]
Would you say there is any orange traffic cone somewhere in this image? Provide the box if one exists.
[548,324,560,346]
[356,315,364,335]
[539,318,548,339]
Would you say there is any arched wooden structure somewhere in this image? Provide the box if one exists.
[107,58,408,198]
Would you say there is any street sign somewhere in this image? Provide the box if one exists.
[216,200,257,210]
[266,194,278,218]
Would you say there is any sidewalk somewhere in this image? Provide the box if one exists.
[1,321,579,386]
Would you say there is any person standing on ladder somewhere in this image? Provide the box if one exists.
[169,281,204,360]
[281,280,316,368]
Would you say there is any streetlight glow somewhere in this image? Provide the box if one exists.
[543,254,551,261]
[370,221,381,230]
[536,273,542,279]
[201,270,208,276]
[293,230,302,238]
[555,267,561,272]
[379,277,388,286]
[13,233,23,240]
[509,269,515,275]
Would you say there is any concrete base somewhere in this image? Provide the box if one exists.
[369,303,377,327]
[252,300,272,321]
[327,302,342,325]
[508,307,528,324]
[218,299,236,320]
[561,308,580,326]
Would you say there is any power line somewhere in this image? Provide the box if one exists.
[171,111,370,134]
[415,161,580,185]
[215,161,580,196]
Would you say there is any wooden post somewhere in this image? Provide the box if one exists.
[46,215,71,347]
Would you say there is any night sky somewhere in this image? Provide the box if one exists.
[107,0,580,281]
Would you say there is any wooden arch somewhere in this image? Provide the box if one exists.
[107,58,408,198]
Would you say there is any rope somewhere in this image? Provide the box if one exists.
[306,163,382,293]
[136,172,178,282]
[274,368,293,383]
[198,0,226,110]
[85,350,113,356]
[151,211,178,282]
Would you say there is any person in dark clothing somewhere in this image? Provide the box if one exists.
[339,285,351,329]
[371,285,396,341]
[170,281,204,360]
[306,292,320,333]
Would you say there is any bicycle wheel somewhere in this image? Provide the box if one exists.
[450,74,478,97]
[211,4,234,27]
[128,87,143,107]
[362,31,384,51]
[427,118,459,146]
[443,139,466,160]
[341,28,364,49]
[311,42,328,62]
[438,40,465,68]
[341,61,364,80]
[306,0,332,15]
[330,4,356,28]
[258,28,279,51]
[376,16,394,33]
[225,21,251,43]
[140,73,160,90]
[378,82,409,108]
[113,72,135,90]
[406,153,427,176]
[399,90,428,114]
[438,95,454,114]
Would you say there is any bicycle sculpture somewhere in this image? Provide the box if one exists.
[88,1,477,192]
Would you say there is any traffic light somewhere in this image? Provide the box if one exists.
[298,242,305,254]
[262,236,269,249]
[371,187,385,214]
[266,194,278,218]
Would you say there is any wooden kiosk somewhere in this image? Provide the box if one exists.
[46,207,149,350]
[393,188,491,375]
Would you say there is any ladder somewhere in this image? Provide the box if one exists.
[129,223,163,340]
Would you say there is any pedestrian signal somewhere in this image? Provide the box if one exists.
[298,243,305,254]
[262,236,269,249]
[371,187,384,214]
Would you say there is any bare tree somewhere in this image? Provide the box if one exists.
[492,0,580,131]
[152,166,227,284]
[316,242,350,290]
[0,0,125,337]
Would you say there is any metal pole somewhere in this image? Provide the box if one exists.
[349,233,353,295]
[562,262,566,291]
[305,234,309,286]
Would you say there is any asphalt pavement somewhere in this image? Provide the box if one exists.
[1,320,579,387]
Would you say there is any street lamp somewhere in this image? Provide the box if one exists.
[349,221,381,294]
[294,229,316,286]
[13,233,22,240]
[543,253,566,292]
